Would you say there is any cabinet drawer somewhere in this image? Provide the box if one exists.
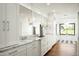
[0,48,18,56]
[26,40,41,56]
[0,45,27,56]
[41,39,47,45]
[33,40,40,47]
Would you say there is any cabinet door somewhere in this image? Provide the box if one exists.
[6,4,18,46]
[32,40,41,56]
[47,35,52,50]
[26,43,33,56]
[15,45,27,56]
[77,43,79,56]
[0,4,7,48]
[26,41,41,56]
[0,45,27,56]
[16,48,26,56]
[41,37,48,55]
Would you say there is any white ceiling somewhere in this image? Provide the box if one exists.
[20,3,79,18]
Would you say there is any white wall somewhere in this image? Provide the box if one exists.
[55,13,78,41]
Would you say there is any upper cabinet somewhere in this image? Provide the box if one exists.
[0,4,6,48]
[0,4,19,48]
[19,5,33,36]
[6,4,19,45]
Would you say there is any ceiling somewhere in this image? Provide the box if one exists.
[20,3,79,19]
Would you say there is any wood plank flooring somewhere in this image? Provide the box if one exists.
[45,41,77,56]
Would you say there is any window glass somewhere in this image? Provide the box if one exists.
[59,23,75,35]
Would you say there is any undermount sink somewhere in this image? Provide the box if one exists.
[21,35,36,40]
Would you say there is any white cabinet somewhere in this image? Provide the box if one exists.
[0,40,41,56]
[40,36,57,56]
[33,40,41,56]
[14,45,27,56]
[19,5,33,36]
[47,35,53,50]
[0,45,27,56]
[40,37,48,56]
[26,42,33,56]
[0,4,7,48]
[6,4,18,45]
[77,43,79,56]
[26,40,41,56]
[0,4,18,48]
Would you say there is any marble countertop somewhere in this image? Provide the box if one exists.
[0,36,44,52]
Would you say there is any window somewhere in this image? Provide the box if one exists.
[59,23,75,35]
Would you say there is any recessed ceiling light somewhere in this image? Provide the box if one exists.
[38,12,41,14]
[52,10,56,13]
[46,3,50,6]
[64,14,67,16]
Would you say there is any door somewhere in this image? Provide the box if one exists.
[0,4,7,48]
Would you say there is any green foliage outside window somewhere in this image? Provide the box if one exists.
[59,23,75,35]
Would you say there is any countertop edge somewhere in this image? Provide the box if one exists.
[0,38,41,53]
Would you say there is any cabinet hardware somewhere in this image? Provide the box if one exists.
[2,21,5,31]
[9,50,17,55]
[7,21,9,31]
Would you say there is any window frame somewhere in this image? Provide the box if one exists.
[59,23,75,35]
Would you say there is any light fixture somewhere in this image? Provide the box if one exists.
[46,3,50,6]
[52,9,56,13]
[38,12,41,14]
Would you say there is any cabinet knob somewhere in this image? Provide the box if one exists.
[2,21,5,31]
[9,50,17,55]
[7,21,9,31]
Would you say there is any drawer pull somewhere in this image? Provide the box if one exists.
[2,21,5,31]
[7,21,9,31]
[9,50,17,55]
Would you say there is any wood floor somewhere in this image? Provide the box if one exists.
[45,41,77,56]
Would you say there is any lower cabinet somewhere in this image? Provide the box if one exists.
[26,40,41,56]
[40,36,57,56]
[26,43,34,56]
[14,46,27,56]
[0,45,27,56]
[0,39,57,56]
[40,37,48,56]
[77,43,79,56]
[0,40,41,56]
